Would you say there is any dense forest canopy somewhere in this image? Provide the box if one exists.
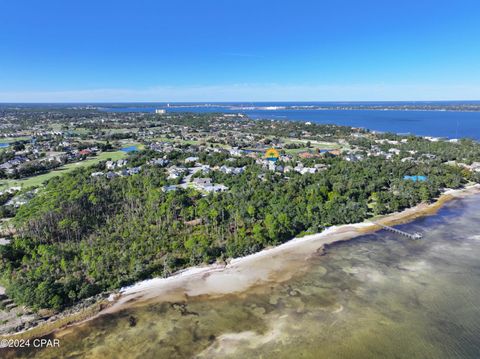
[0,149,472,310]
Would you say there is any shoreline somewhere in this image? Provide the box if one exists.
[2,183,480,340]
[112,184,480,303]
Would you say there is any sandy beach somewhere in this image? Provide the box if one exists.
[102,183,480,313]
[3,184,480,340]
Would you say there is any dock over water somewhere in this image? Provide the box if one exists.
[372,222,423,240]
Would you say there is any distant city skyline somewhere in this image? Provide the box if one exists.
[1,0,480,102]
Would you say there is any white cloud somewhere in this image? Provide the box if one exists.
[1,83,479,102]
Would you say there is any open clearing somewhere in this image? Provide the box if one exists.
[0,151,126,190]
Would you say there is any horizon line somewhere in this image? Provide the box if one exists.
[1,100,480,104]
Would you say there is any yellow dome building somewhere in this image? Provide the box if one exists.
[265,148,280,161]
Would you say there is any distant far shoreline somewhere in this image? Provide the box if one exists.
[3,101,480,112]
[4,101,480,139]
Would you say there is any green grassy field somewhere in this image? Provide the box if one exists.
[0,151,126,191]
[71,127,91,135]
[281,137,345,155]
[283,138,340,148]
[0,136,31,144]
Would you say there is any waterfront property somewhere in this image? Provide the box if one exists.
[10,194,480,359]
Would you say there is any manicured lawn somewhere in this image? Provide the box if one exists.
[0,136,31,144]
[284,148,314,155]
[71,127,91,135]
[281,137,346,155]
[283,137,340,149]
[89,151,127,162]
[0,151,126,191]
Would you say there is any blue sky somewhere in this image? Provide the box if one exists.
[1,0,479,102]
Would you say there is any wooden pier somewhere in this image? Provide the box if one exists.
[372,222,423,240]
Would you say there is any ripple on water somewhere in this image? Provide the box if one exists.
[9,195,480,359]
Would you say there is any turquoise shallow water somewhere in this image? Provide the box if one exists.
[7,195,480,359]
